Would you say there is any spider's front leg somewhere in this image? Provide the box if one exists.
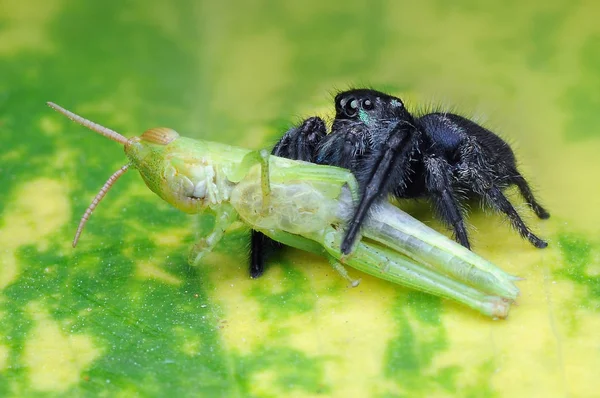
[250,117,327,278]
[272,117,327,162]
[314,120,371,170]
[340,123,419,255]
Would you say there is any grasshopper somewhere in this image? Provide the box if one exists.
[48,102,520,318]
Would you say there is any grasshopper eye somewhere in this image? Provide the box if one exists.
[141,127,179,145]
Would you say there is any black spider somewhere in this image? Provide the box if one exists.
[250,89,550,278]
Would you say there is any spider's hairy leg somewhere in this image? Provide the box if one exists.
[340,124,418,255]
[250,117,327,278]
[250,231,274,278]
[315,120,370,169]
[458,137,548,249]
[273,116,327,162]
[486,187,548,248]
[423,155,471,249]
[511,173,550,219]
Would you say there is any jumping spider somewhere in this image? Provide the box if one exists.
[250,89,550,278]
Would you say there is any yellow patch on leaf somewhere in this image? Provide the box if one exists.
[136,260,182,285]
[0,178,70,289]
[0,0,63,55]
[23,301,102,392]
[205,257,270,356]
[38,115,63,136]
[0,344,8,371]
[302,277,398,398]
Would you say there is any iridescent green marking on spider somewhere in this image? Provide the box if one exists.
[358,108,371,124]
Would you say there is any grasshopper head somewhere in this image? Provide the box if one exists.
[47,102,210,247]
[125,127,212,215]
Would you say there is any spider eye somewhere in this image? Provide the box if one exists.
[342,98,358,117]
[362,99,374,110]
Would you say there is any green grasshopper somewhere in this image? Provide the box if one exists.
[48,102,520,319]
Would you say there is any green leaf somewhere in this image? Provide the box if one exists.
[1,1,599,397]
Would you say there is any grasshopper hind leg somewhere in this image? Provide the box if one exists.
[249,117,327,278]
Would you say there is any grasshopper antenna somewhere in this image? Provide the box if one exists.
[46,102,132,247]
[46,102,129,145]
[72,165,130,247]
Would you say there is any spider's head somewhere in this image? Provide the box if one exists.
[334,89,410,126]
